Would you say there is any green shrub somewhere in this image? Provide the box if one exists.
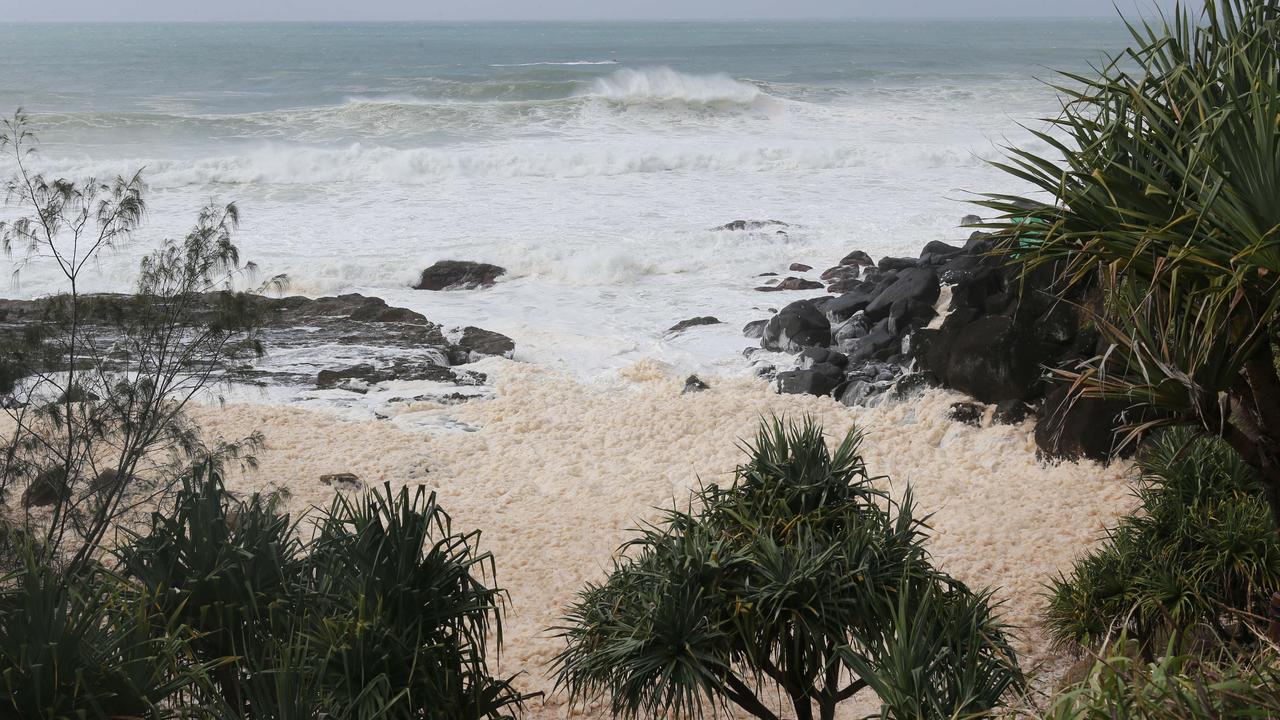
[302,483,529,719]
[553,418,1024,720]
[1046,428,1280,652]
[119,461,305,712]
[1047,642,1280,719]
[0,548,213,719]
[117,464,529,719]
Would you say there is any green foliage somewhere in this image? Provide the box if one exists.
[1046,642,1280,719]
[302,483,527,719]
[0,109,280,572]
[977,0,1280,510]
[553,418,1024,720]
[116,463,528,719]
[119,461,305,710]
[1046,428,1280,651]
[0,547,213,719]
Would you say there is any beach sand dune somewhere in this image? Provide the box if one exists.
[193,359,1135,718]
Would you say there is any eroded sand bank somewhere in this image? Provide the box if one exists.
[192,359,1135,717]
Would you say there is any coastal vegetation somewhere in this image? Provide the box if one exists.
[552,420,1024,720]
[1,0,1278,718]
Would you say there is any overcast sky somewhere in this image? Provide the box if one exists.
[7,0,1187,23]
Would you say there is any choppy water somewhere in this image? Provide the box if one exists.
[0,21,1130,378]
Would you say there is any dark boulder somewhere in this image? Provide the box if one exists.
[320,473,364,490]
[413,261,506,291]
[22,468,69,508]
[756,277,824,292]
[947,402,985,427]
[820,265,859,282]
[799,347,848,369]
[994,399,1033,425]
[761,300,831,353]
[864,267,940,322]
[450,327,516,363]
[878,256,918,272]
[789,263,812,272]
[666,316,722,335]
[826,277,862,294]
[1034,385,1130,462]
[682,375,711,394]
[776,368,842,397]
[919,240,964,266]
[840,250,874,267]
[943,315,1043,404]
[715,219,788,231]
[845,318,899,362]
[825,284,881,323]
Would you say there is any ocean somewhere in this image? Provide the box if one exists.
[0,20,1131,378]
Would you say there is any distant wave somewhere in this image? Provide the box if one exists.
[580,67,765,104]
[490,60,620,67]
[32,138,1013,188]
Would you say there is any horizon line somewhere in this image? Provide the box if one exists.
[0,15,1134,25]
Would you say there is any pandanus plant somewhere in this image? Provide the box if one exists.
[552,419,1024,720]
[978,0,1280,519]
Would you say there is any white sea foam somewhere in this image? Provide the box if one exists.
[192,361,1136,717]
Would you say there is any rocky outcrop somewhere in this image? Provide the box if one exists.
[412,260,506,291]
[450,327,516,363]
[740,218,1127,462]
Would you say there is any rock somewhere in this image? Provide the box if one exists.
[826,277,862,294]
[758,272,779,277]
[799,347,848,369]
[864,267,940,323]
[22,468,68,508]
[450,326,515,363]
[666,316,722,335]
[1035,385,1130,462]
[918,240,964,266]
[960,214,983,227]
[776,368,842,397]
[756,277,825,292]
[320,473,363,490]
[317,360,475,391]
[947,401,985,427]
[832,314,869,346]
[742,319,768,339]
[994,399,1032,425]
[761,300,831,353]
[714,219,788,231]
[845,318,898,362]
[821,265,859,282]
[942,315,1042,404]
[682,375,711,394]
[825,284,880,323]
[877,256,918,272]
[789,263,812,272]
[891,372,935,398]
[413,261,506,291]
[840,250,874,267]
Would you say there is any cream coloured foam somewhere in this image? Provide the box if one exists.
[191,359,1135,718]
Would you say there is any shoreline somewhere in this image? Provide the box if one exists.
[190,359,1135,717]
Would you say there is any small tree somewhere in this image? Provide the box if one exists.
[552,419,1023,720]
[0,109,279,571]
[978,1,1280,518]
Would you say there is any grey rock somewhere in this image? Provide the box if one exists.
[413,260,506,291]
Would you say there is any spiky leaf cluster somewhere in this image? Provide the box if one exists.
[553,418,1023,720]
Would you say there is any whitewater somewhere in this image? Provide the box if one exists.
[0,20,1133,382]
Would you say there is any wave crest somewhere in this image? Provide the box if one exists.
[581,67,765,104]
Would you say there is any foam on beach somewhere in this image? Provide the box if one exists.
[191,359,1135,718]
